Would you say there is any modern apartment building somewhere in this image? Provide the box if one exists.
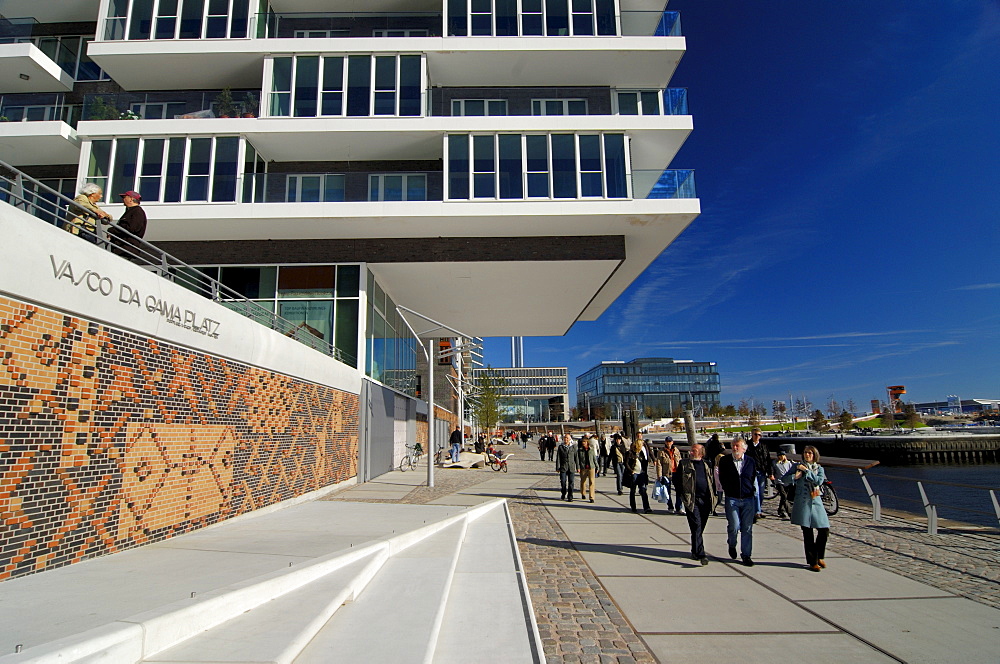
[474,366,569,422]
[0,0,698,577]
[576,357,719,418]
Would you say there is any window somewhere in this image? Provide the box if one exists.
[85,136,245,203]
[105,0,252,40]
[369,174,427,201]
[451,99,508,116]
[268,54,423,118]
[531,99,587,116]
[616,90,661,115]
[294,30,350,38]
[129,101,187,119]
[25,35,108,81]
[448,0,613,35]
[447,133,629,200]
[372,29,429,37]
[285,174,345,202]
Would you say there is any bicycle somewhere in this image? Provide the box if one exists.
[489,453,512,473]
[399,443,423,472]
[785,478,839,516]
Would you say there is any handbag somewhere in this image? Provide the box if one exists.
[622,471,635,489]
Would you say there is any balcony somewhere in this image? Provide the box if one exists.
[0,21,76,92]
[0,1,100,24]
[0,93,81,165]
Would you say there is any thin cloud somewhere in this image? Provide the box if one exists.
[953,283,1000,291]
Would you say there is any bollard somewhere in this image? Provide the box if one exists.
[916,481,938,535]
[858,469,881,521]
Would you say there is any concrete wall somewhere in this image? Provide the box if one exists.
[0,205,361,580]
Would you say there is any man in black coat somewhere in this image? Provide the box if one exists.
[718,436,757,566]
[678,443,716,565]
[555,434,579,502]
[746,427,774,519]
[111,190,147,258]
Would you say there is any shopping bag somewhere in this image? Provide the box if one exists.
[652,479,665,502]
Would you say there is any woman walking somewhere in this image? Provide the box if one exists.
[782,445,830,572]
[626,437,651,514]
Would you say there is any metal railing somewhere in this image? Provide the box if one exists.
[0,159,352,364]
[835,468,1000,534]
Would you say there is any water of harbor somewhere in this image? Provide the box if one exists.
[825,462,1000,529]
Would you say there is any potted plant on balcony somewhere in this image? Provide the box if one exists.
[86,96,121,121]
[242,92,258,118]
[0,116,8,122]
[214,87,237,118]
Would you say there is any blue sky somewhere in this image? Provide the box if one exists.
[483,0,1000,410]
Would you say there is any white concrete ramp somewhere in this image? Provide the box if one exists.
[0,499,543,664]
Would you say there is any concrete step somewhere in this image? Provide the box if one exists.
[142,553,385,664]
[293,519,468,664]
[433,503,543,663]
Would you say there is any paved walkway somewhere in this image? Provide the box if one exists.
[335,446,1000,663]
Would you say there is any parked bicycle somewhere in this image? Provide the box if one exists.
[399,443,423,472]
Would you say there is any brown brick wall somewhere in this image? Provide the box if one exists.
[0,295,358,581]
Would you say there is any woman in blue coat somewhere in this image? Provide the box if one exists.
[782,445,830,572]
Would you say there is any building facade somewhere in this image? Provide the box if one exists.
[474,366,569,423]
[1,0,698,576]
[576,357,719,418]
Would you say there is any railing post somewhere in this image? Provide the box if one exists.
[990,490,1000,530]
[858,469,881,521]
[917,481,938,535]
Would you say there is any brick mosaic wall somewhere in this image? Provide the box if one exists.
[0,295,358,581]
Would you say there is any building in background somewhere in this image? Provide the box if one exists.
[474,366,568,423]
[576,357,720,418]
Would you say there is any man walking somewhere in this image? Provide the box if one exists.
[555,434,579,502]
[449,426,462,463]
[747,427,773,519]
[718,436,757,566]
[578,434,598,503]
[773,449,794,519]
[678,443,716,565]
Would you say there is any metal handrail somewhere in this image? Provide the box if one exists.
[0,159,351,364]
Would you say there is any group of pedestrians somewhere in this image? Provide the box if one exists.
[548,428,832,572]
[67,183,147,256]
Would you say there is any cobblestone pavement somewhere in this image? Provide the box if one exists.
[757,503,1000,609]
[508,480,655,664]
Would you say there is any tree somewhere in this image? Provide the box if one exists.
[827,396,840,418]
[471,366,509,434]
[846,399,858,416]
[811,409,829,432]
[838,411,854,431]
[903,403,921,429]
[570,406,581,420]
[748,409,761,426]
[737,399,750,418]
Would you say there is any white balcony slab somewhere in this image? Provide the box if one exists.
[88,36,684,90]
[0,42,75,93]
[1,1,100,23]
[0,120,80,165]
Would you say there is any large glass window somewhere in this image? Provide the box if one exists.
[268,54,423,118]
[285,174,345,202]
[369,174,427,201]
[86,136,248,203]
[365,269,418,395]
[105,0,252,40]
[616,90,661,115]
[531,99,587,116]
[451,99,507,116]
[449,0,615,35]
[447,133,628,200]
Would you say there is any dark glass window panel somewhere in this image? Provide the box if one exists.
[279,266,335,298]
[471,14,492,35]
[212,137,238,201]
[546,0,569,35]
[488,100,507,115]
[179,0,205,38]
[525,135,549,197]
[568,100,587,114]
[112,138,139,196]
[335,299,359,366]
[545,101,562,115]
[337,264,360,297]
[347,55,371,116]
[406,175,427,200]
[447,0,468,35]
[641,91,659,114]
[165,138,185,202]
[572,14,594,35]
[205,16,227,38]
[129,0,154,39]
[399,55,421,116]
[578,134,601,172]
[617,92,638,115]
[322,56,344,114]
[325,175,346,201]
[374,93,396,115]
[220,267,277,299]
[603,134,627,198]
[78,39,103,79]
[231,0,250,38]
[448,135,469,199]
[382,175,403,201]
[580,172,602,197]
[279,300,333,345]
[522,14,543,35]
[465,100,485,116]
[495,0,518,35]
[186,137,211,201]
[498,134,523,199]
[301,176,321,202]
[374,56,396,89]
[472,135,494,173]
[294,56,319,117]
[551,134,576,198]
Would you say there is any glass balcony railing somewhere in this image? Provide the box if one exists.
[100,9,680,40]
[81,90,261,120]
[0,94,82,126]
[633,169,696,199]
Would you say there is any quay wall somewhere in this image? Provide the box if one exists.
[766,435,1000,464]
[0,207,361,580]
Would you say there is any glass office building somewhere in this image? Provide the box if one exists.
[474,367,568,422]
[576,357,719,417]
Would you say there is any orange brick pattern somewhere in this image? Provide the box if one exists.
[0,296,358,580]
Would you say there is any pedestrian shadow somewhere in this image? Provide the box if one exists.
[520,537,697,568]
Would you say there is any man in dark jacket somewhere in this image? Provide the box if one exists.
[449,427,462,463]
[679,443,716,565]
[555,434,579,502]
[718,436,757,566]
[746,427,773,519]
[111,190,147,258]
